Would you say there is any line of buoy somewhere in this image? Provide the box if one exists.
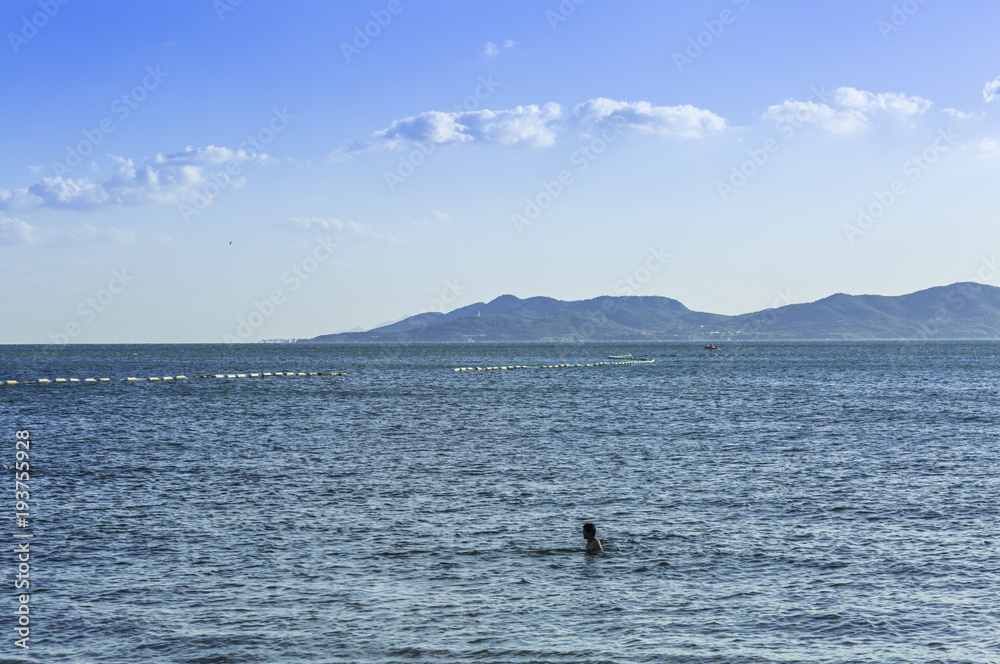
[453,360,655,372]
[1,371,348,386]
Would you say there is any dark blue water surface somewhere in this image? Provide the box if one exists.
[1,342,998,663]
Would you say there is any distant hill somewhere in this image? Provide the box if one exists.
[305,283,1000,342]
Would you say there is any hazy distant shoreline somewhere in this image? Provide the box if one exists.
[306,282,1000,343]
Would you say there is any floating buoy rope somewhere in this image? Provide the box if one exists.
[1,371,347,386]
[452,359,654,372]
[6,360,654,382]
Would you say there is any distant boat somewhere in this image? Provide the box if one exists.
[608,354,633,359]
[704,344,719,350]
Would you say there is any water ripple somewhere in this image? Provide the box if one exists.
[1,342,998,663]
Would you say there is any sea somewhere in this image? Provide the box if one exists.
[0,341,997,664]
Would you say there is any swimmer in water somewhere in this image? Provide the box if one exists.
[583,522,603,552]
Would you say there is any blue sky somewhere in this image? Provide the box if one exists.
[2,0,999,342]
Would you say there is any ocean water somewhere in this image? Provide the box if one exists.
[1,341,998,664]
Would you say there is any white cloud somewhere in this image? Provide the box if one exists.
[406,211,452,226]
[151,232,174,247]
[278,217,401,243]
[342,103,563,154]
[61,223,137,245]
[978,138,1000,158]
[484,40,514,56]
[984,76,1000,103]
[574,98,728,138]
[943,107,975,119]
[761,87,932,134]
[0,214,135,246]
[281,217,366,233]
[0,187,42,211]
[0,145,263,213]
[338,97,730,157]
[831,87,932,118]
[0,215,39,245]
[762,100,870,134]
[154,145,266,166]
[29,177,112,209]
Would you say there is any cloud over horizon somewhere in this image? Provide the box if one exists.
[761,87,933,134]
[337,97,729,157]
[0,146,268,213]
[979,138,1000,158]
[0,214,136,246]
[573,98,728,138]
[338,103,564,155]
[278,216,402,243]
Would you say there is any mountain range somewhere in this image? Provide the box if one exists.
[306,282,1000,342]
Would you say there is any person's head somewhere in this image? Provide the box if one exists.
[583,523,596,539]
